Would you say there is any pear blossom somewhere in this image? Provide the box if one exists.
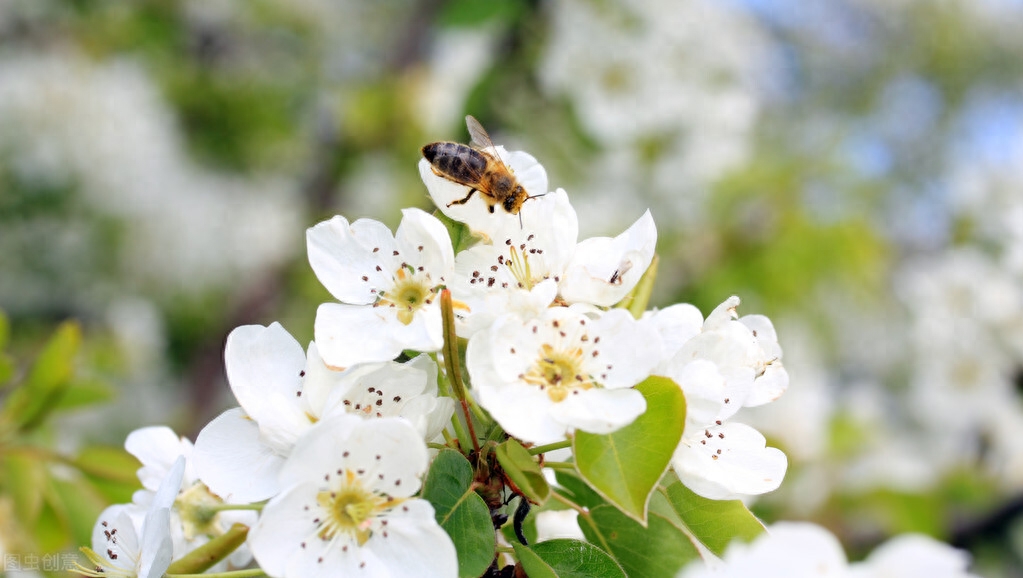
[649,297,788,499]
[447,187,657,336]
[193,322,453,503]
[125,426,256,569]
[558,209,657,307]
[677,522,978,578]
[76,457,185,578]
[248,415,457,578]
[676,522,849,578]
[467,307,662,445]
[308,208,455,368]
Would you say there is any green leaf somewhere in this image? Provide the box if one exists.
[514,543,558,578]
[573,376,685,523]
[660,475,766,557]
[53,378,115,411]
[516,539,628,578]
[1,453,46,524]
[73,445,142,485]
[48,474,108,546]
[554,471,606,510]
[579,505,701,578]
[0,353,14,389]
[496,438,550,504]
[2,320,81,431]
[0,309,9,350]
[421,449,496,578]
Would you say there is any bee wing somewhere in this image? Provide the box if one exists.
[466,115,497,153]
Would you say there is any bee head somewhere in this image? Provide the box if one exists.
[504,186,526,213]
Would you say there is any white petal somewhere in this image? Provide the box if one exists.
[279,415,429,498]
[679,522,848,578]
[587,308,662,389]
[534,510,584,542]
[314,301,444,368]
[224,323,310,449]
[125,426,194,491]
[548,388,646,435]
[138,456,184,578]
[92,504,142,571]
[307,215,394,304]
[664,359,728,428]
[559,210,656,306]
[745,363,789,408]
[301,341,339,418]
[368,499,459,578]
[705,295,741,329]
[476,381,567,445]
[249,482,341,578]
[849,533,976,578]
[673,422,787,500]
[395,208,455,277]
[642,303,704,369]
[192,408,289,503]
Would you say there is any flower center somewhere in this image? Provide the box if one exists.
[523,343,596,402]
[375,266,438,325]
[176,482,225,540]
[315,470,399,546]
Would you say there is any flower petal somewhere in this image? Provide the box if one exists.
[279,415,429,498]
[673,422,787,500]
[125,426,194,491]
[314,301,444,368]
[559,210,656,306]
[307,215,398,304]
[192,408,289,503]
[224,323,310,449]
[548,387,646,434]
[368,499,458,578]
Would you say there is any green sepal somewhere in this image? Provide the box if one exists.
[496,438,550,504]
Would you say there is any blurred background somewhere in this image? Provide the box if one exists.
[2,0,1023,575]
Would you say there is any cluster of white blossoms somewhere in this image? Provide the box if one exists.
[79,124,790,577]
[676,521,978,578]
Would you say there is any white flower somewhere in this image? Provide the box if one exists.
[77,457,185,578]
[676,521,848,578]
[307,209,455,368]
[558,209,657,307]
[466,307,662,445]
[248,415,457,578]
[673,296,788,408]
[670,419,787,501]
[449,188,576,336]
[418,143,548,241]
[677,522,978,578]
[125,426,257,570]
[848,534,978,578]
[649,297,788,500]
[448,190,656,337]
[193,323,454,504]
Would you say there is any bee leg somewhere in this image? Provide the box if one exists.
[447,188,478,207]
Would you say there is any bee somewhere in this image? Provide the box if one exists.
[422,115,538,217]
